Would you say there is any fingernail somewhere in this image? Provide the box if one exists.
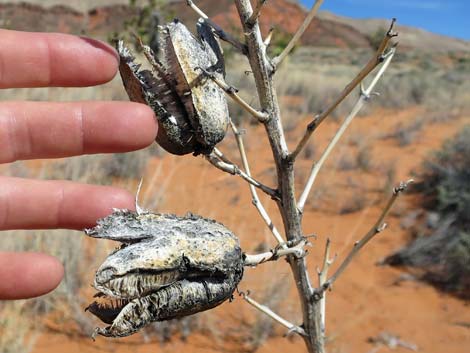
[80,36,119,64]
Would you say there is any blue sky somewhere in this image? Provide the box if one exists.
[300,0,469,40]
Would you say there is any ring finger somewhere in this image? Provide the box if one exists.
[0,101,157,163]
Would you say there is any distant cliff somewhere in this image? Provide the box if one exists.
[1,0,468,52]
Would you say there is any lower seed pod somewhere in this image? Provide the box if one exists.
[85,210,243,338]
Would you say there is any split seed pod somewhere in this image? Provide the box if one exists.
[117,19,229,155]
[85,210,243,338]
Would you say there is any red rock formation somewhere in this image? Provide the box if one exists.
[0,0,371,48]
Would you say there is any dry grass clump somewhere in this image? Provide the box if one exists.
[335,143,373,173]
[235,48,469,132]
[374,54,470,115]
[338,193,368,215]
[385,118,424,146]
[0,301,38,353]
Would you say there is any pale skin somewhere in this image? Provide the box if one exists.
[0,29,158,300]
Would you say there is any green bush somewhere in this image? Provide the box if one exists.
[368,27,388,50]
[385,126,470,297]
[109,0,170,51]
[418,125,470,226]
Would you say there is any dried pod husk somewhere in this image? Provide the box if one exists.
[85,209,243,338]
[117,19,229,155]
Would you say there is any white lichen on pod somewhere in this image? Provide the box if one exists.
[85,209,243,338]
[117,19,229,155]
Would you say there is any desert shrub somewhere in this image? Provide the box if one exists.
[382,117,424,146]
[339,193,367,214]
[336,152,356,171]
[368,27,388,50]
[0,301,38,353]
[378,70,434,107]
[109,0,169,51]
[357,143,373,172]
[375,66,469,114]
[417,125,470,225]
[385,125,470,297]
[246,280,290,352]
[100,144,162,179]
[267,29,294,57]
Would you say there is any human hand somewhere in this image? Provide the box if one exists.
[0,30,157,300]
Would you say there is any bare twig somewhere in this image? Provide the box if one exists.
[264,27,274,47]
[240,291,307,336]
[290,19,398,161]
[135,177,145,214]
[272,0,324,67]
[297,46,397,212]
[212,147,234,165]
[198,67,269,121]
[243,239,307,266]
[205,150,279,199]
[314,179,413,297]
[247,0,268,26]
[318,239,334,288]
[317,238,336,334]
[230,121,286,247]
[186,0,248,54]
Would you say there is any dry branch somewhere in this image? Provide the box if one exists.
[186,0,248,54]
[193,1,402,352]
[247,0,268,26]
[243,238,307,266]
[290,19,398,161]
[297,46,397,212]
[230,121,286,247]
[314,180,413,298]
[240,291,307,336]
[317,238,336,334]
[272,0,324,67]
[234,1,322,351]
[205,150,278,199]
[198,67,269,121]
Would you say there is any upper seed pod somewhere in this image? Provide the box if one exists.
[117,19,229,155]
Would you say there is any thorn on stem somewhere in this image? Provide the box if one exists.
[284,325,305,337]
[393,179,414,194]
[376,223,388,233]
[360,83,370,100]
[307,115,320,131]
[135,178,144,215]
[387,18,399,38]
[311,291,323,302]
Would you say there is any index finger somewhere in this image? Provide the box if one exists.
[0,29,119,88]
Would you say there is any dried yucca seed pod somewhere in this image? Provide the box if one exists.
[117,19,229,155]
[85,209,243,338]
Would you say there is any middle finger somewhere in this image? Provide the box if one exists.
[0,101,157,163]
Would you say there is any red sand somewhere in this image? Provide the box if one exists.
[33,109,470,353]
